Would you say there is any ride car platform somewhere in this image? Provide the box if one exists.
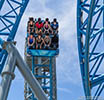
[27,48,59,57]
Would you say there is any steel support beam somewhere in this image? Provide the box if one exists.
[16,52,48,100]
[2,42,48,100]
[0,41,48,100]
[0,44,16,100]
[91,75,104,88]
[0,0,5,11]
[84,0,96,98]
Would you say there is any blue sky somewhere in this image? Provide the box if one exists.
[1,0,85,100]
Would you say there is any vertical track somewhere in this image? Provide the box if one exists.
[24,56,57,100]
[24,42,58,100]
[77,0,104,99]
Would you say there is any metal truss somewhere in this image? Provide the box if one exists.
[77,0,104,99]
[0,0,5,10]
[24,50,57,100]
[0,49,7,73]
[0,0,29,74]
[0,0,29,41]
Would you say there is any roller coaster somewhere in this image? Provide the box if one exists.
[24,17,59,100]
[0,0,104,100]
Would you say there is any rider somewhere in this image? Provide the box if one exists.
[27,17,35,36]
[51,33,59,50]
[43,18,52,35]
[51,18,59,35]
[27,35,35,49]
[35,18,43,35]
[36,33,44,49]
[44,32,51,50]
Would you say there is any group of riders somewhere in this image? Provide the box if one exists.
[27,17,59,50]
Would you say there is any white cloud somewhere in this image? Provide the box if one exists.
[58,87,71,94]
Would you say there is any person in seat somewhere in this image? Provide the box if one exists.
[43,18,51,34]
[27,17,35,36]
[43,18,52,35]
[51,18,59,35]
[27,35,35,49]
[36,34,44,49]
[35,18,43,35]
[51,34,59,50]
[43,33,51,50]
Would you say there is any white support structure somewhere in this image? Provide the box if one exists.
[0,42,48,100]
[0,46,16,100]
